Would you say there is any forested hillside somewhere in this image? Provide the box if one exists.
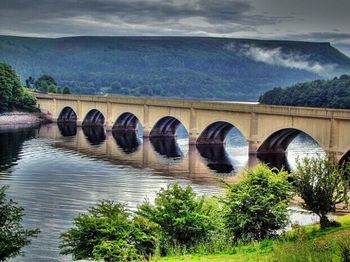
[259,74,350,109]
[1,36,350,101]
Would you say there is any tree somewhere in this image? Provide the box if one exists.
[0,63,36,113]
[293,154,349,228]
[62,86,71,94]
[25,76,34,89]
[0,186,39,261]
[137,183,216,253]
[223,164,293,243]
[34,74,57,92]
[0,64,22,112]
[48,84,57,93]
[60,200,158,261]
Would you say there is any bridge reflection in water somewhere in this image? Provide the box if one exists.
[41,123,324,182]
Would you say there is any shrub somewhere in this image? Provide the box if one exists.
[0,63,37,113]
[223,164,293,243]
[137,183,216,254]
[62,86,71,94]
[60,200,158,261]
[339,238,350,262]
[293,154,349,228]
[0,186,39,261]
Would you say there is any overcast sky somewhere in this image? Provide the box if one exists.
[1,0,350,55]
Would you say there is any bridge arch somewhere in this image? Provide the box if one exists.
[257,128,323,154]
[113,112,142,131]
[82,109,105,126]
[150,116,188,137]
[58,107,77,123]
[197,121,247,144]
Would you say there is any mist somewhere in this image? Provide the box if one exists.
[226,43,336,75]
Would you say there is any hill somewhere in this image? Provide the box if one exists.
[1,35,350,101]
[259,74,350,109]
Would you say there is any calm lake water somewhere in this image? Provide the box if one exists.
[0,123,324,261]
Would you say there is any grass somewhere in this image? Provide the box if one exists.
[152,214,350,261]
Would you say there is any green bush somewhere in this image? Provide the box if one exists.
[34,74,57,93]
[339,238,350,262]
[223,164,293,243]
[293,154,349,228]
[60,200,158,261]
[0,63,37,112]
[62,86,71,94]
[137,183,216,254]
[0,186,39,261]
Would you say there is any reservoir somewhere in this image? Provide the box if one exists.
[0,123,323,261]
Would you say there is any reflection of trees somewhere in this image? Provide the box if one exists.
[196,144,234,174]
[150,137,183,159]
[82,126,106,146]
[58,122,77,137]
[0,127,38,172]
[257,153,290,172]
[112,131,140,154]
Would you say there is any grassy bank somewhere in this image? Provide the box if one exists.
[154,214,350,261]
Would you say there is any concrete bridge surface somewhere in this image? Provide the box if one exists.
[35,93,350,162]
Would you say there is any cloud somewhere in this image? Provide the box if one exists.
[226,43,336,75]
[285,32,350,45]
[0,0,283,37]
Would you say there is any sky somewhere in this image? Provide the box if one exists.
[1,0,350,55]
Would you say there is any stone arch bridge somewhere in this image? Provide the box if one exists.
[35,93,350,162]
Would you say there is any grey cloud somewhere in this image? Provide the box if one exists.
[286,32,350,43]
[0,0,282,37]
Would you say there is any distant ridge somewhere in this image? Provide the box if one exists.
[0,35,349,101]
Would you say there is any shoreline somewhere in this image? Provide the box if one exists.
[0,112,48,129]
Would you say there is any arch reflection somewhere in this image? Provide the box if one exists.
[150,137,183,159]
[196,143,234,173]
[82,126,106,146]
[112,130,140,154]
[58,122,77,137]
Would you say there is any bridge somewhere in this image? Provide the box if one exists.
[35,93,350,162]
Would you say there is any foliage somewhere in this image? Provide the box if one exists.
[0,186,39,261]
[0,63,37,113]
[137,183,216,254]
[2,36,350,100]
[62,86,71,94]
[60,200,158,261]
[34,74,57,93]
[259,74,350,109]
[293,154,349,228]
[223,164,293,243]
[155,215,350,262]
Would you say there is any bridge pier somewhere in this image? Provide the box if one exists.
[248,141,260,155]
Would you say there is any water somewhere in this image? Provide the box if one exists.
[0,123,324,261]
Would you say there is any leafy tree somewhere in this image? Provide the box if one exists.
[260,74,350,109]
[48,84,57,93]
[0,63,36,113]
[34,74,57,92]
[25,76,34,89]
[137,183,216,253]
[62,86,71,94]
[60,200,158,261]
[293,154,349,228]
[0,186,39,261]
[17,89,37,111]
[0,64,21,112]
[223,164,293,243]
